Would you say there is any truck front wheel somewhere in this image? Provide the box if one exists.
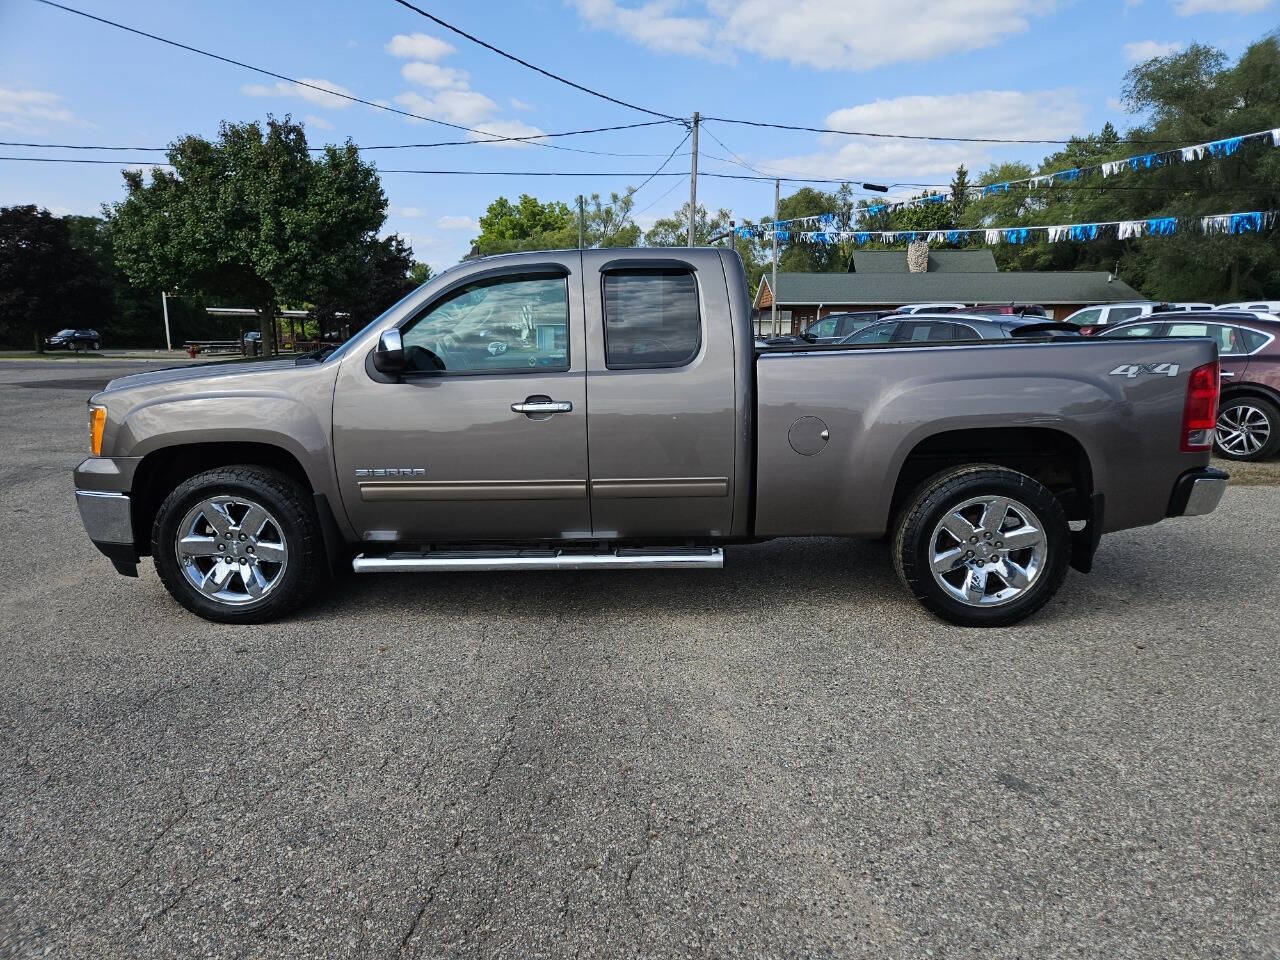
[892,464,1070,627]
[151,465,324,623]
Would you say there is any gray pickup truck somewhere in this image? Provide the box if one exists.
[74,248,1227,627]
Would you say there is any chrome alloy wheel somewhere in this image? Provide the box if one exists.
[176,496,288,606]
[1216,403,1271,457]
[929,495,1048,607]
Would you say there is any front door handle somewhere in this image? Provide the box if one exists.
[511,399,573,414]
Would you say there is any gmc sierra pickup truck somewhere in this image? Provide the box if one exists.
[74,248,1228,627]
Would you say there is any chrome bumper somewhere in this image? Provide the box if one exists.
[1182,476,1228,516]
[76,490,133,543]
[75,489,139,576]
[1168,467,1229,518]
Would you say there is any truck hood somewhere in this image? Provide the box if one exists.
[101,357,304,394]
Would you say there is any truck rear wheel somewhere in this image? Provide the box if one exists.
[151,465,323,623]
[892,464,1070,627]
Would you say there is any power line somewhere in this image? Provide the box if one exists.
[3,155,1270,194]
[701,116,1185,147]
[0,122,687,159]
[29,0,675,155]
[387,0,679,121]
[600,131,691,245]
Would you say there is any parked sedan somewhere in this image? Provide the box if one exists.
[1098,311,1280,461]
[44,328,100,351]
[838,313,1078,345]
[761,310,893,346]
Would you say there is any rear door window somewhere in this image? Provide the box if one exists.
[1106,323,1162,338]
[1069,308,1102,326]
[846,322,898,344]
[807,317,838,339]
[603,270,700,369]
[895,321,963,342]
[1238,327,1271,353]
[1108,306,1145,323]
[1167,322,1245,355]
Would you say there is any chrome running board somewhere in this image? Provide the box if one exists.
[352,546,723,573]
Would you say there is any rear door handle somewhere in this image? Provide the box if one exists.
[511,400,573,414]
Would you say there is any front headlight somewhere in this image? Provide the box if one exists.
[89,404,106,456]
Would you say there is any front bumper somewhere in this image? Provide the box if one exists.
[1167,467,1229,518]
[75,487,139,577]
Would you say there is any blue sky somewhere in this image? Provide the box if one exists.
[2,0,1277,271]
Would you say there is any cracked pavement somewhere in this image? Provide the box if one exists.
[1,360,1278,959]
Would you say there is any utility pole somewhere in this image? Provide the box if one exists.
[687,112,699,247]
[771,177,780,337]
[161,291,172,351]
[578,194,585,249]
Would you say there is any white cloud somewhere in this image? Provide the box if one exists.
[401,61,470,90]
[570,0,721,58]
[568,0,1060,70]
[1123,39,1183,62]
[509,97,535,112]
[395,89,500,127]
[0,86,85,133]
[303,113,335,131]
[241,76,354,109]
[387,33,544,145]
[392,206,427,218]
[1173,0,1271,12]
[436,215,476,229]
[386,32,455,61]
[463,118,547,146]
[759,90,1086,187]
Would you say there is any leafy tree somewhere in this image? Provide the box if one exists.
[0,205,109,350]
[949,164,972,224]
[107,116,387,353]
[311,233,420,339]
[643,202,732,247]
[472,194,576,254]
[409,261,434,286]
[583,191,640,247]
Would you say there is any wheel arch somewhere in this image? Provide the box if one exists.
[129,441,346,571]
[889,426,1095,525]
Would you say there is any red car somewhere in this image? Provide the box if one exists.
[1098,311,1280,460]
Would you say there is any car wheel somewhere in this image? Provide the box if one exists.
[91,341,100,350]
[152,465,324,623]
[1214,396,1280,461]
[892,464,1070,627]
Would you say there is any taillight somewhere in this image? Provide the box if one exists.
[1181,360,1219,452]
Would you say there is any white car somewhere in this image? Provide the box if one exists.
[895,302,967,315]
[1061,302,1163,328]
[1215,300,1280,314]
[1162,302,1215,312]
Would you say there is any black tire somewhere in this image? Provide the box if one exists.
[892,464,1070,628]
[1214,395,1280,462]
[91,341,100,350]
[152,465,323,623]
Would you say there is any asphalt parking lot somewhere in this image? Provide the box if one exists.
[1,358,1277,959]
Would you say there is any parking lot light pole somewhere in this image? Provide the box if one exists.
[161,291,173,352]
[772,178,779,338]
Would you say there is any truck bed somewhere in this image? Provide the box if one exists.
[753,336,1219,537]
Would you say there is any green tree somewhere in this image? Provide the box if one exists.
[949,164,972,224]
[310,233,419,339]
[0,205,109,350]
[583,191,640,247]
[1119,37,1280,299]
[409,261,434,286]
[472,194,576,254]
[107,116,387,353]
[643,203,732,247]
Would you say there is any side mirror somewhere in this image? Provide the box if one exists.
[373,328,405,377]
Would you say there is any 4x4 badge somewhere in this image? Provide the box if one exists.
[1109,362,1180,378]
